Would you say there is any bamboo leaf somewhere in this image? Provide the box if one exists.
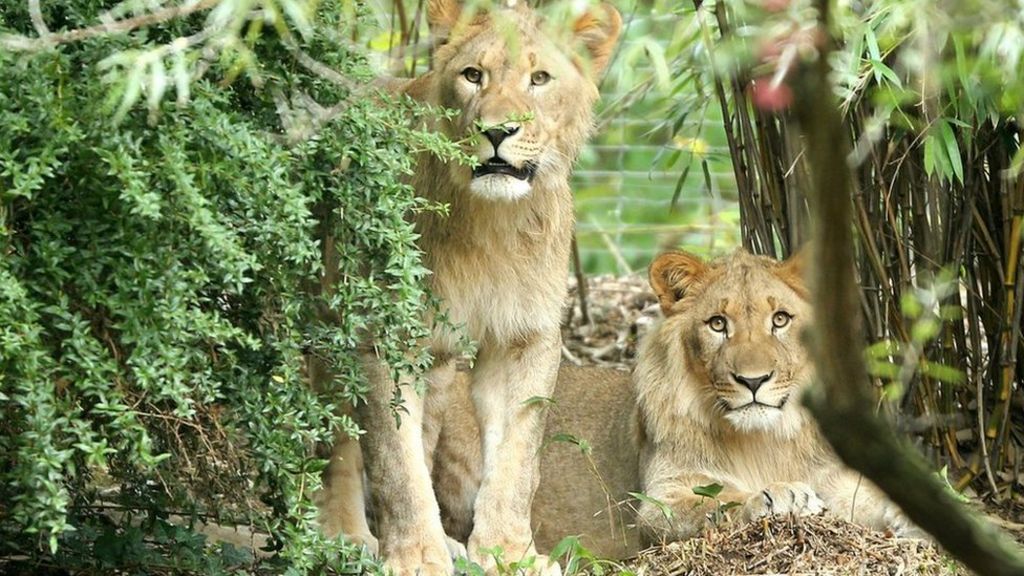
[923,132,937,179]
[869,59,902,89]
[938,119,964,183]
[670,161,693,212]
[641,38,671,92]
[921,361,966,385]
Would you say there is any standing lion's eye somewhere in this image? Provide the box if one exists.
[772,311,792,329]
[462,67,483,84]
[707,315,728,333]
[530,71,551,86]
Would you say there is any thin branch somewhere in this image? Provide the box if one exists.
[1,0,220,51]
[571,234,591,325]
[28,0,50,38]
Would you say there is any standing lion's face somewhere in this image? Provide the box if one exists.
[648,250,813,436]
[427,1,621,200]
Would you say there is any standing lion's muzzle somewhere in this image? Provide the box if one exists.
[472,157,537,181]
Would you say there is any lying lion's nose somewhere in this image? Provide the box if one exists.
[482,124,520,149]
[732,371,773,393]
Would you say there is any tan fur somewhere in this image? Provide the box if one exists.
[434,365,643,561]
[318,2,621,574]
[636,249,908,546]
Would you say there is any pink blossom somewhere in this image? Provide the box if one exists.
[750,77,793,111]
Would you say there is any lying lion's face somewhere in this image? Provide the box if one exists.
[649,249,812,435]
[427,0,621,200]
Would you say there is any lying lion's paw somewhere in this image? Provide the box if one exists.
[884,506,929,540]
[744,481,825,519]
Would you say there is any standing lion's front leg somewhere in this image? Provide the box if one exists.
[357,355,453,576]
[467,332,560,575]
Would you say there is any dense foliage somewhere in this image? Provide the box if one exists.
[0,1,458,572]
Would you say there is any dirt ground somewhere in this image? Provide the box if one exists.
[624,515,964,576]
[560,273,659,370]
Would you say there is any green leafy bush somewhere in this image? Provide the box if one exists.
[0,1,456,572]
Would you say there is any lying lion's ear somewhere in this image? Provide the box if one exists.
[776,244,810,299]
[649,251,706,316]
[428,0,463,42]
[573,3,622,79]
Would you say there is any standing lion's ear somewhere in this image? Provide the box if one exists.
[573,3,622,79]
[649,251,707,316]
[428,0,463,43]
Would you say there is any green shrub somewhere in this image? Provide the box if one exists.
[0,1,458,572]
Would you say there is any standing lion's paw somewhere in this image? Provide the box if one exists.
[383,539,454,576]
[743,481,826,520]
[533,554,563,576]
[468,542,560,576]
[350,532,380,557]
[445,536,467,561]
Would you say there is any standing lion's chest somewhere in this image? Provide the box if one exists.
[415,186,573,354]
[427,245,567,353]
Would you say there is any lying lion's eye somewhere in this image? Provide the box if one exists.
[530,71,551,86]
[707,315,728,333]
[462,67,483,84]
[772,311,792,329]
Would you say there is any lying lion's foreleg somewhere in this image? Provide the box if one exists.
[818,469,923,536]
[638,461,827,545]
[357,355,452,576]
[467,332,560,573]
[637,467,750,545]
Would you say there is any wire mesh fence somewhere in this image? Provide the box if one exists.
[573,9,741,274]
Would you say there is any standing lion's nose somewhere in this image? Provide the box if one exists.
[732,372,773,393]
[482,124,520,150]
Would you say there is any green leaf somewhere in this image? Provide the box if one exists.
[641,38,671,92]
[868,59,902,89]
[548,535,582,560]
[921,361,966,385]
[692,483,724,499]
[629,492,675,521]
[911,317,941,343]
[923,129,937,178]
[937,119,964,183]
[545,432,592,455]
[522,395,556,407]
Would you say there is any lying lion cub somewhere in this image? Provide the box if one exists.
[637,248,909,544]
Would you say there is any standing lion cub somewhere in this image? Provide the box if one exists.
[636,248,911,544]
[317,1,621,574]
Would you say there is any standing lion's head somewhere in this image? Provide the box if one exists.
[423,0,621,200]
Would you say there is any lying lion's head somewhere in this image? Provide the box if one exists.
[638,249,812,438]
[424,0,621,200]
